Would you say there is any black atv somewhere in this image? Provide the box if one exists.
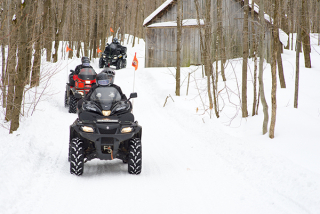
[99,43,127,70]
[69,87,142,176]
[65,67,97,113]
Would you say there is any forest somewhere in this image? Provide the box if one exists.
[0,0,319,135]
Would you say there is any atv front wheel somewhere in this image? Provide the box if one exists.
[128,138,142,174]
[116,59,122,70]
[69,94,77,113]
[122,59,127,68]
[70,137,84,176]
[99,57,104,68]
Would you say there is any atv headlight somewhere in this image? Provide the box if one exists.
[85,80,91,84]
[103,55,106,58]
[102,110,111,116]
[121,127,133,133]
[81,126,94,133]
[113,56,118,59]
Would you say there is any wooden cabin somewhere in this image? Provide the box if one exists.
[143,0,279,68]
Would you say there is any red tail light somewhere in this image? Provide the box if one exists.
[76,82,85,88]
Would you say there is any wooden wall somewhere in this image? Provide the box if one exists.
[145,26,202,67]
[144,0,273,68]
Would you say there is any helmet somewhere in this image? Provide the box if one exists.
[113,38,119,44]
[81,56,90,66]
[96,68,115,86]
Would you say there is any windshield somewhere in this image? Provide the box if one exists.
[90,87,121,108]
[78,68,97,80]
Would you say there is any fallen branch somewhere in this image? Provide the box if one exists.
[163,94,174,107]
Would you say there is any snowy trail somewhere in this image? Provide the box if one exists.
[3,64,319,214]
[2,37,320,214]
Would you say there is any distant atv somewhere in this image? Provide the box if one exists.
[68,88,142,176]
[99,43,127,70]
[65,67,97,113]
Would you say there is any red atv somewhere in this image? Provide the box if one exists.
[65,67,97,113]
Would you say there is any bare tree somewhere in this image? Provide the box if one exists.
[132,0,140,47]
[269,0,279,139]
[242,0,249,118]
[217,0,226,81]
[258,0,269,135]
[251,0,258,116]
[10,1,30,133]
[176,0,182,96]
[53,0,69,62]
[5,0,18,122]
[204,0,214,112]
[301,0,311,68]
[1,0,7,107]
[294,3,302,108]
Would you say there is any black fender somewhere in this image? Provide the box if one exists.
[66,84,71,97]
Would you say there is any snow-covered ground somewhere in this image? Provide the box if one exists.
[1,35,320,214]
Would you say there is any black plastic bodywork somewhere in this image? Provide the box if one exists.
[70,117,142,161]
[69,91,141,162]
[99,44,127,69]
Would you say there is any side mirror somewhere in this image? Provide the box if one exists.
[129,92,137,99]
[70,70,75,73]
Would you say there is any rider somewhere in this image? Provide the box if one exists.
[69,56,93,87]
[104,37,122,55]
[77,67,127,109]
[75,56,93,74]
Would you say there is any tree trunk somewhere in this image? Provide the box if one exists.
[25,3,35,85]
[258,0,269,135]
[211,66,219,118]
[251,0,258,116]
[44,0,52,62]
[30,0,41,87]
[176,0,181,96]
[53,0,68,62]
[277,41,286,88]
[294,6,302,108]
[269,0,278,139]
[92,0,98,59]
[10,1,29,133]
[242,0,249,118]
[1,0,7,107]
[132,0,140,47]
[84,0,90,57]
[217,0,226,81]
[204,0,213,111]
[1,24,7,106]
[301,0,311,68]
[5,0,18,122]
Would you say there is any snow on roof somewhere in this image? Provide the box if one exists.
[246,0,272,23]
[147,19,204,28]
[143,0,175,26]
[144,0,273,27]
[144,0,287,45]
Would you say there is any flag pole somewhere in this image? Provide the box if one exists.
[132,52,138,92]
[66,44,72,82]
[131,52,139,108]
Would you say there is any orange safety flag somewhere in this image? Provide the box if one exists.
[132,52,138,71]
[110,27,114,33]
[66,45,72,52]
[97,47,102,53]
